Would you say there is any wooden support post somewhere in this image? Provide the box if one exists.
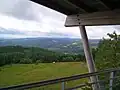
[79,25,99,90]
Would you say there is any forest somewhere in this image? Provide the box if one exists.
[0,46,85,66]
[0,38,99,54]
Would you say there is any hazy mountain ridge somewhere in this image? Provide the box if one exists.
[0,27,78,38]
[0,38,100,54]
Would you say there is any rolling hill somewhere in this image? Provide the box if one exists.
[0,38,100,54]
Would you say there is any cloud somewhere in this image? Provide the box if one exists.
[86,25,120,39]
[0,0,41,21]
[0,27,25,35]
[0,0,120,39]
[0,0,65,22]
[0,27,78,38]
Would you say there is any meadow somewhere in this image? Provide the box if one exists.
[0,62,88,89]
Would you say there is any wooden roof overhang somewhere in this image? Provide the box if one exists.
[31,0,120,27]
[27,1,120,86]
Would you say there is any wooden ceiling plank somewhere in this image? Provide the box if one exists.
[96,0,110,10]
[68,0,98,12]
[30,0,73,15]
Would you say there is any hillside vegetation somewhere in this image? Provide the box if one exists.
[0,62,88,89]
[0,46,85,66]
[95,32,120,70]
[0,32,120,89]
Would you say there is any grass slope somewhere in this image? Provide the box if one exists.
[0,62,88,89]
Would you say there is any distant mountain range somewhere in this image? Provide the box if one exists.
[0,27,79,38]
[0,38,100,54]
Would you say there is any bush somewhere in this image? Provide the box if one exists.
[62,57,74,62]
[75,58,80,61]
[0,68,2,71]
[35,60,41,65]
[20,58,32,64]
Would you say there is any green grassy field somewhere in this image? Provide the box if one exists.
[0,62,88,89]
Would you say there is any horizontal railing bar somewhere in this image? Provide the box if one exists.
[104,80,120,89]
[66,76,120,90]
[66,80,105,90]
[0,68,120,90]
[65,83,87,90]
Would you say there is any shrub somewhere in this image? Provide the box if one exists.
[35,60,41,65]
[20,58,32,64]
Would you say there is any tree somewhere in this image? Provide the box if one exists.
[63,57,74,62]
[0,54,6,66]
[95,31,120,70]
[75,58,80,61]
[20,58,32,64]
[0,46,85,66]
[92,48,97,60]
[35,60,41,65]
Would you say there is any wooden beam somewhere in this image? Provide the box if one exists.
[79,26,99,90]
[30,0,76,15]
[63,0,87,13]
[96,0,110,10]
[68,0,97,12]
[65,10,120,27]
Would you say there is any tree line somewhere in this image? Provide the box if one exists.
[1,31,119,68]
[0,46,85,66]
[93,31,120,70]
[82,32,120,90]
[93,32,120,90]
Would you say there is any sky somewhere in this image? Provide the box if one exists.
[0,0,120,39]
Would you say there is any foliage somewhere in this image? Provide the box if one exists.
[19,58,32,64]
[0,46,85,66]
[62,56,74,62]
[0,38,99,54]
[93,31,120,90]
[0,63,88,89]
[35,60,41,65]
[95,31,120,70]
[81,86,92,90]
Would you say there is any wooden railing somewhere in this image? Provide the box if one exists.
[0,68,120,90]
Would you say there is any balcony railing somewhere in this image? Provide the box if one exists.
[0,68,120,90]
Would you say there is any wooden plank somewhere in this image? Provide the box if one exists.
[95,0,110,10]
[68,0,98,12]
[65,10,120,27]
[30,0,75,15]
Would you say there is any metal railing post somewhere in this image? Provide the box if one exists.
[62,82,65,90]
[109,71,114,90]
